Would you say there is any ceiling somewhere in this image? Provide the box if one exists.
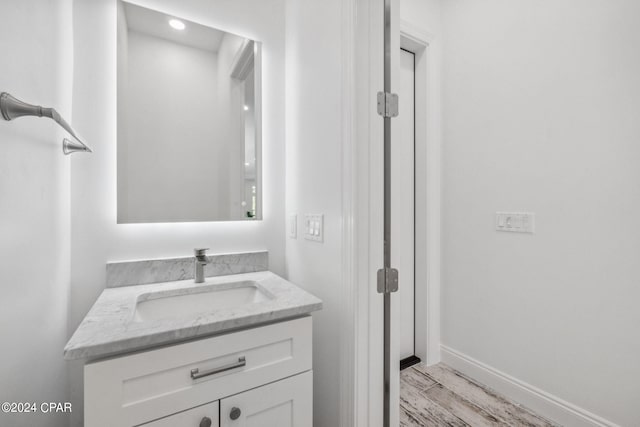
[123,2,227,52]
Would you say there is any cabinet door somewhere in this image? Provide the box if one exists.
[140,401,219,427]
[220,371,312,427]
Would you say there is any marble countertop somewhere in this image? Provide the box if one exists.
[64,271,322,360]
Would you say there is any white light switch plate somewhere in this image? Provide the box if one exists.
[289,214,297,239]
[304,214,323,242]
[496,212,535,233]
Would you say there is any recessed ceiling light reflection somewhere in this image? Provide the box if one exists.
[169,19,186,30]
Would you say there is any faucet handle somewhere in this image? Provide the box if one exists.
[194,248,210,257]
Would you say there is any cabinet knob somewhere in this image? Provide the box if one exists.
[229,407,241,420]
[199,416,212,427]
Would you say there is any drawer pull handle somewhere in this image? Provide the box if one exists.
[199,416,212,427]
[190,356,246,380]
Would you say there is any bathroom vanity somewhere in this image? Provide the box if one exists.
[65,263,322,427]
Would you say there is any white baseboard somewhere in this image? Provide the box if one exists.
[440,345,620,427]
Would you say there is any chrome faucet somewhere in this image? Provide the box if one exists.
[194,248,210,283]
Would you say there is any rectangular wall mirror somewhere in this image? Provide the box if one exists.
[117,1,262,223]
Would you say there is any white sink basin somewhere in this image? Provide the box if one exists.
[133,280,274,323]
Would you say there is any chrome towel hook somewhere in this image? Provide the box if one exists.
[0,92,92,155]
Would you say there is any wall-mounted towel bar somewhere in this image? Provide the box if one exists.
[0,92,92,155]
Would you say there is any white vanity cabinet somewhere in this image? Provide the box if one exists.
[84,317,313,427]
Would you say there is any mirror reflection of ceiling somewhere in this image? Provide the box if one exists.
[117,1,261,223]
[123,2,226,52]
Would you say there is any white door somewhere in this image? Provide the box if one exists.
[219,372,312,427]
[140,401,219,427]
[394,48,416,361]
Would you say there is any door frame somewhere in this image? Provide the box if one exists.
[338,0,389,426]
[337,5,443,425]
[399,21,441,367]
[397,46,417,363]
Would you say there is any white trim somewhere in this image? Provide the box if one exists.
[400,20,434,47]
[229,39,255,79]
[339,0,357,426]
[351,0,385,425]
[441,345,621,427]
[400,20,442,367]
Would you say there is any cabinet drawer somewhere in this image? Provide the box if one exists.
[140,401,219,427]
[85,317,312,427]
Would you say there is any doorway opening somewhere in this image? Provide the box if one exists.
[395,47,420,371]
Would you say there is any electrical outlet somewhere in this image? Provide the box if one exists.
[303,214,323,242]
[496,212,535,233]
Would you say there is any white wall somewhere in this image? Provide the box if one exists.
[441,1,640,425]
[0,1,72,426]
[284,0,344,426]
[401,0,443,36]
[70,0,285,424]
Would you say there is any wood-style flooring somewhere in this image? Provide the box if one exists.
[400,363,560,427]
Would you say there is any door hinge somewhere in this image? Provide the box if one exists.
[377,92,399,118]
[377,267,399,294]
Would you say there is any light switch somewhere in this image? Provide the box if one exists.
[289,214,297,239]
[496,212,535,233]
[304,214,324,242]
